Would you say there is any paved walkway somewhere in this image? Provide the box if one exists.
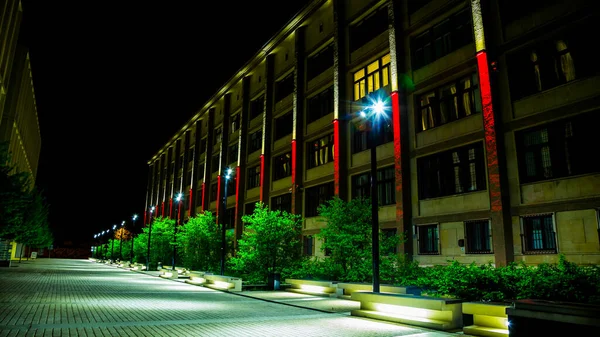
[0,259,463,337]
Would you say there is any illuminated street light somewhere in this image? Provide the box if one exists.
[111,224,117,263]
[146,206,155,271]
[172,193,183,271]
[119,220,125,262]
[358,91,390,293]
[221,167,233,275]
[130,214,138,263]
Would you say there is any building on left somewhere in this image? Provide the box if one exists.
[0,0,42,264]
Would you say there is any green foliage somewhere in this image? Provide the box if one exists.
[230,202,304,283]
[408,255,600,304]
[176,211,220,272]
[134,217,175,269]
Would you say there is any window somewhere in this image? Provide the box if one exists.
[507,29,596,101]
[211,154,220,173]
[230,114,240,134]
[303,236,314,256]
[271,194,291,214]
[465,220,492,254]
[305,182,334,217]
[199,138,207,154]
[247,165,260,189]
[418,73,481,131]
[248,130,262,153]
[352,114,394,153]
[521,214,557,254]
[245,202,257,216]
[275,73,294,102]
[224,175,236,197]
[411,9,472,69]
[307,134,334,169]
[250,95,264,120]
[516,112,600,184]
[351,166,396,206]
[214,126,223,144]
[273,152,291,181]
[227,143,238,165]
[210,182,218,202]
[274,111,293,140]
[307,86,333,123]
[307,44,334,81]
[353,54,391,101]
[407,0,433,15]
[382,228,398,255]
[417,224,439,255]
[224,207,236,229]
[418,142,486,199]
[187,148,195,163]
[499,0,553,24]
[349,5,388,52]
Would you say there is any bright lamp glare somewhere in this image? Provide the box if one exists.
[372,100,385,114]
[226,167,233,175]
[176,193,183,202]
[360,110,366,118]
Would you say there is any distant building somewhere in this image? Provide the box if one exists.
[144,0,600,266]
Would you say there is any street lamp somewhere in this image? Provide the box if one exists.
[100,231,105,260]
[358,92,390,293]
[119,220,125,262]
[146,206,155,271]
[172,193,183,271]
[221,167,233,276]
[111,224,117,263]
[93,234,97,258]
[130,214,138,263]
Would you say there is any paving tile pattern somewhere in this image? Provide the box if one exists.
[0,259,455,337]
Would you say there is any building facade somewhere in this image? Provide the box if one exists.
[145,0,600,266]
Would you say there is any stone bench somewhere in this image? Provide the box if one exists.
[351,292,464,331]
[506,299,600,336]
[185,272,241,292]
[129,263,146,271]
[284,278,338,297]
[337,282,421,298]
[159,266,189,279]
[462,302,510,337]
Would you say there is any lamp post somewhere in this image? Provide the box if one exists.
[146,206,155,271]
[130,214,138,263]
[359,93,389,293]
[93,234,97,258]
[100,231,105,260]
[119,221,125,262]
[221,167,233,276]
[110,224,117,263]
[172,193,183,271]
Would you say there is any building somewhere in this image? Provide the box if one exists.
[144,0,600,267]
[0,0,42,263]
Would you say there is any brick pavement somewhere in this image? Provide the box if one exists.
[0,259,461,337]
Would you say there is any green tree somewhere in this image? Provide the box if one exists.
[133,217,175,269]
[176,211,220,272]
[0,142,32,240]
[230,202,304,284]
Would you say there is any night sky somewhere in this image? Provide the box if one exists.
[20,1,311,247]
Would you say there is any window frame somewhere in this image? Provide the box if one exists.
[416,224,440,255]
[464,219,493,254]
[352,54,391,101]
[306,133,334,169]
[272,152,292,181]
[520,213,558,254]
[247,165,261,190]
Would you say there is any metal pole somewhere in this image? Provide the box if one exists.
[370,119,380,293]
[111,232,115,263]
[221,176,228,276]
[146,209,153,271]
[130,216,136,263]
[119,227,123,262]
[173,200,181,271]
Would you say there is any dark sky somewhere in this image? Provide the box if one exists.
[20,1,311,247]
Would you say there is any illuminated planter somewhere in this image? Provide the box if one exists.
[185,271,211,286]
[351,292,464,331]
[462,302,510,337]
[204,274,242,292]
[285,279,338,297]
[337,282,421,298]
[159,267,188,279]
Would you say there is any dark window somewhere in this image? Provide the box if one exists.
[307,86,334,123]
[231,114,240,133]
[465,220,492,254]
[307,44,334,81]
[516,112,600,184]
[418,142,486,199]
[411,9,472,69]
[211,154,220,173]
[305,182,334,217]
[271,194,291,214]
[248,130,262,153]
[418,73,481,132]
[214,127,222,144]
[507,28,597,101]
[382,228,398,255]
[247,165,261,189]
[352,114,394,153]
[187,148,195,163]
[349,5,388,52]
[273,152,292,181]
[499,0,552,24]
[307,134,334,169]
[210,182,218,202]
[303,236,313,256]
[199,138,207,154]
[417,224,439,255]
[245,202,257,216]
[353,54,391,101]
[250,95,264,120]
[407,0,433,15]
[522,214,557,254]
[351,166,396,206]
[275,73,294,102]
[274,111,293,140]
[227,143,238,165]
[224,207,236,229]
